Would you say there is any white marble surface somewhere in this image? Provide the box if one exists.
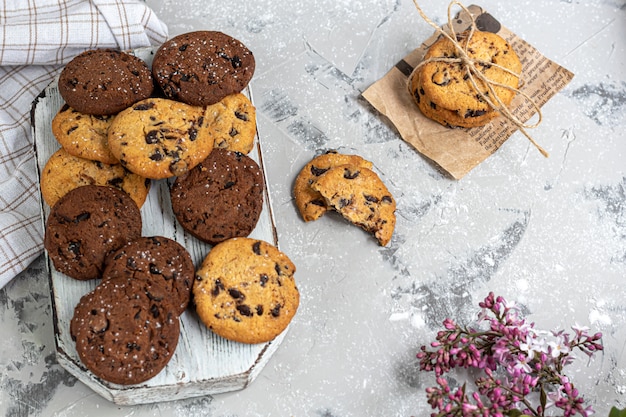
[2,0,625,415]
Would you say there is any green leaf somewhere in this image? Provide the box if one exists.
[609,407,626,417]
[540,387,547,410]
[506,411,532,417]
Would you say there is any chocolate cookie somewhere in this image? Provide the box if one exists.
[51,104,118,164]
[107,98,214,179]
[293,150,373,222]
[102,236,194,315]
[193,238,299,344]
[44,185,142,280]
[70,277,180,385]
[417,30,521,116]
[170,148,264,245]
[310,164,396,246]
[207,93,257,154]
[40,148,150,208]
[58,49,154,115]
[152,31,255,106]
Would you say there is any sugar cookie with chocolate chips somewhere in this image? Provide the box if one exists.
[152,31,255,106]
[293,150,373,222]
[70,276,180,385]
[310,164,396,246]
[207,93,257,154]
[408,69,499,128]
[193,238,299,344]
[417,30,521,117]
[107,98,214,179]
[39,147,150,208]
[51,104,118,164]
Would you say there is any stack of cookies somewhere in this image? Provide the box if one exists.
[44,30,265,246]
[41,31,301,385]
[70,235,195,385]
[293,150,396,246]
[408,30,522,128]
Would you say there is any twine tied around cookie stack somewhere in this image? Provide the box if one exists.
[411,0,548,157]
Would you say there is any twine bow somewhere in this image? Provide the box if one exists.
[412,0,548,157]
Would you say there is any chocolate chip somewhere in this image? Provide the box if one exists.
[364,194,379,203]
[259,274,268,287]
[464,109,488,118]
[229,127,238,137]
[234,111,248,121]
[146,290,163,300]
[256,305,264,315]
[149,263,162,275]
[74,212,91,222]
[237,304,253,316]
[107,177,123,188]
[270,304,281,317]
[68,241,81,255]
[382,195,393,204]
[126,258,137,269]
[127,342,141,351]
[339,198,352,208]
[188,127,198,141]
[311,166,329,177]
[224,181,236,189]
[343,168,360,179]
[134,102,155,111]
[146,130,159,144]
[231,55,242,69]
[150,304,160,318]
[311,199,326,207]
[145,289,164,302]
[149,150,164,161]
[252,241,262,255]
[212,279,225,296]
[228,288,243,299]
[432,69,451,86]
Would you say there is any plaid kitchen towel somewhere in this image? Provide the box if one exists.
[0,0,168,289]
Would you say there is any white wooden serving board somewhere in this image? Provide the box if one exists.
[31,47,285,405]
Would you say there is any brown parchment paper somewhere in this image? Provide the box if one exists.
[362,4,574,179]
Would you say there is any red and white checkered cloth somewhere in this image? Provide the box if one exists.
[0,0,168,288]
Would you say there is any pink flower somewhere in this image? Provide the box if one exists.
[417,293,602,417]
[519,334,545,360]
[548,336,571,358]
[512,354,532,374]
